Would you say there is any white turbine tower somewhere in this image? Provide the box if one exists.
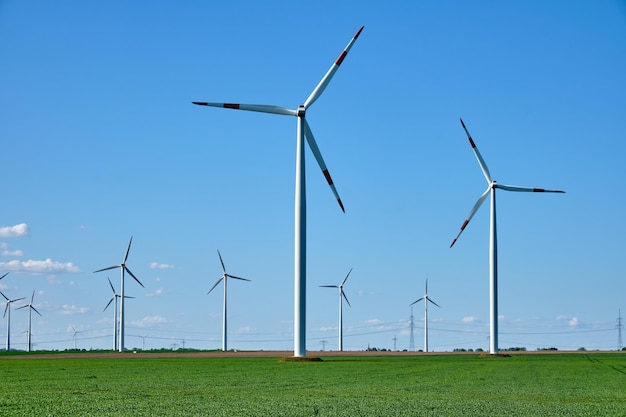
[193,27,364,357]
[16,290,42,352]
[320,268,353,351]
[1,290,25,351]
[450,118,565,354]
[207,250,251,352]
[409,279,440,353]
[94,237,144,352]
[103,277,134,351]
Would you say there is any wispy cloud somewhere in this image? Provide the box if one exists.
[60,304,90,315]
[133,315,169,327]
[150,262,174,270]
[146,288,165,297]
[0,223,29,238]
[0,242,24,257]
[0,259,80,274]
[462,316,480,323]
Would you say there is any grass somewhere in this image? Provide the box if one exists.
[0,352,625,416]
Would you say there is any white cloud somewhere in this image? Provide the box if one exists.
[0,242,24,257]
[569,317,579,327]
[2,249,24,257]
[60,304,90,315]
[133,315,169,327]
[0,259,80,274]
[366,318,383,325]
[237,326,253,334]
[0,223,29,238]
[462,316,480,323]
[146,288,165,297]
[150,262,174,270]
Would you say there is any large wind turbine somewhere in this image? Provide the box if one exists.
[450,118,565,354]
[16,290,42,352]
[409,279,440,353]
[193,27,364,357]
[103,277,134,350]
[207,250,251,352]
[94,237,144,352]
[320,268,352,351]
[1,290,25,351]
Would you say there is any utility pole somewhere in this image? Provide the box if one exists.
[320,340,327,351]
[409,306,415,352]
[393,335,397,351]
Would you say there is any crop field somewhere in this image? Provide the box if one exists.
[1,351,625,416]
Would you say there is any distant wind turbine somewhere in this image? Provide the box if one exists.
[409,279,440,353]
[207,250,251,352]
[71,326,80,350]
[193,26,364,357]
[16,290,42,352]
[1,290,25,351]
[320,268,353,351]
[450,118,565,354]
[103,277,134,351]
[94,237,144,352]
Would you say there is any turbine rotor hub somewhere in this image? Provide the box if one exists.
[297,105,306,117]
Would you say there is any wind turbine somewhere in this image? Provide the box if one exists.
[1,290,25,351]
[320,268,352,351]
[103,277,134,351]
[94,237,144,352]
[450,118,565,354]
[71,326,79,350]
[409,279,440,353]
[207,250,251,352]
[193,26,364,357]
[16,290,42,352]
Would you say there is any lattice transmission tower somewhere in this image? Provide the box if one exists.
[409,306,416,352]
[617,309,623,351]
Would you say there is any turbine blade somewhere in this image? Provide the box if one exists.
[227,274,251,282]
[342,290,351,308]
[460,118,492,184]
[107,277,116,294]
[93,265,121,273]
[0,272,8,280]
[450,186,491,248]
[123,295,135,299]
[124,237,133,263]
[428,298,441,308]
[302,119,345,212]
[303,26,364,109]
[425,278,428,294]
[496,183,565,193]
[410,297,425,306]
[217,250,226,274]
[16,305,28,310]
[0,290,8,301]
[124,267,144,288]
[341,268,353,286]
[31,306,42,317]
[3,303,8,318]
[192,102,297,116]
[103,298,114,312]
[30,290,35,303]
[320,285,339,288]
[207,277,224,295]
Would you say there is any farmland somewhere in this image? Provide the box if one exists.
[1,351,625,416]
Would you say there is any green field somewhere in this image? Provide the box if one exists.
[1,352,625,416]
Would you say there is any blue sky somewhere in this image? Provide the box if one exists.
[1,1,625,352]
